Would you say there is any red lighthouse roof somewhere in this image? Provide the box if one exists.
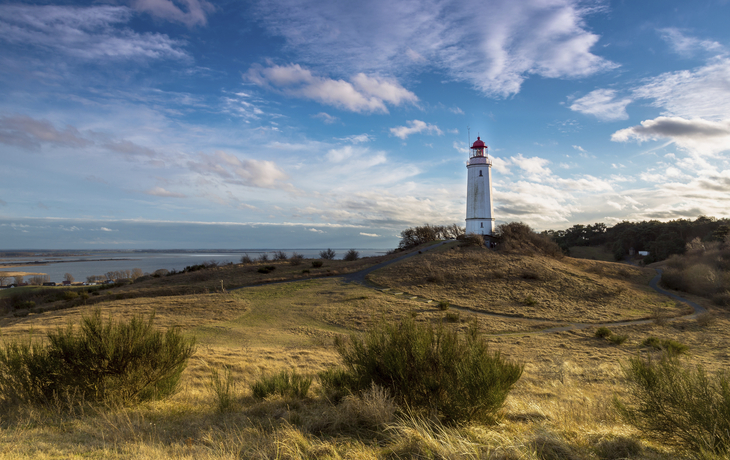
[471,136,486,149]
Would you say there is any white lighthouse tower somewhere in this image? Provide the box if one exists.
[465,136,494,236]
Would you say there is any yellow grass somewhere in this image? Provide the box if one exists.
[1,246,728,459]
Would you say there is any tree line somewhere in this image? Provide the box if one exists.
[544,216,730,262]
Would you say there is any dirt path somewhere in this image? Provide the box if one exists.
[345,251,705,335]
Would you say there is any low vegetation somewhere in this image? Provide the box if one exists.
[616,354,730,455]
[1,224,729,459]
[331,318,523,424]
[0,310,195,407]
[660,239,730,305]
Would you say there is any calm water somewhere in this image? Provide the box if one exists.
[1,249,387,283]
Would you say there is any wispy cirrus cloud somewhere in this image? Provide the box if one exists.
[252,0,615,97]
[658,28,724,57]
[0,115,90,149]
[145,186,186,198]
[246,63,417,113]
[130,0,215,27]
[0,4,188,60]
[189,151,290,189]
[569,89,632,121]
[390,120,442,139]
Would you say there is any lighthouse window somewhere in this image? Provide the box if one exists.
[479,170,483,176]
[480,222,483,228]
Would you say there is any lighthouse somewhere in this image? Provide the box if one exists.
[465,136,494,236]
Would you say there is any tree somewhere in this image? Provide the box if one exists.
[320,248,336,260]
[64,273,74,283]
[131,268,144,280]
[343,249,359,261]
[14,275,23,285]
[0,275,8,286]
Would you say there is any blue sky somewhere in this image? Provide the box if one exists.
[1,0,729,249]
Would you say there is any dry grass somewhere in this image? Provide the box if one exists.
[1,246,729,459]
[369,245,681,323]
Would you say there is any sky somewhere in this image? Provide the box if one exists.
[0,0,729,250]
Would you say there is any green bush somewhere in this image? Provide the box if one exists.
[595,327,612,339]
[0,310,195,406]
[437,300,449,311]
[445,311,460,323]
[333,318,523,424]
[319,249,336,260]
[208,365,237,413]
[318,367,358,403]
[616,355,730,454]
[641,337,688,356]
[61,291,78,301]
[607,334,628,345]
[343,249,359,261]
[251,369,312,399]
[257,265,277,274]
[312,260,324,268]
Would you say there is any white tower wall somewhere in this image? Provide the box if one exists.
[465,138,494,236]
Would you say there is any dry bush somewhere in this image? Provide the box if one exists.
[339,383,396,429]
[496,222,562,258]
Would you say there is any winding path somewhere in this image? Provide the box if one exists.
[339,244,707,335]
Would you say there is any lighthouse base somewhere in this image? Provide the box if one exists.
[466,218,494,236]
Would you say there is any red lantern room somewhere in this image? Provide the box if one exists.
[467,136,491,166]
[470,136,487,157]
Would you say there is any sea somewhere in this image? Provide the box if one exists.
[0,249,388,284]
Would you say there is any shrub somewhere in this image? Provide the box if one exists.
[615,355,730,454]
[273,250,288,261]
[257,266,276,274]
[61,291,78,301]
[496,222,562,258]
[343,249,359,261]
[445,311,460,323]
[437,301,449,311]
[713,290,730,306]
[0,310,195,406]
[333,318,523,424]
[641,337,688,356]
[251,369,312,399]
[289,252,304,265]
[457,233,485,248]
[318,367,358,403]
[258,253,269,262]
[312,260,324,268]
[608,334,628,345]
[523,295,538,306]
[319,248,336,260]
[240,254,253,264]
[595,327,612,339]
[208,365,237,413]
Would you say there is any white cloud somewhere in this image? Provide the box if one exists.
[246,63,417,113]
[572,145,586,152]
[337,134,372,144]
[313,112,339,124]
[658,28,723,57]
[390,120,443,139]
[569,89,632,121]
[100,227,114,231]
[308,228,325,233]
[632,57,730,121]
[611,116,730,156]
[252,0,616,97]
[0,5,188,60]
[449,107,464,115]
[510,153,551,179]
[189,151,290,188]
[360,232,380,237]
[130,0,215,27]
[0,115,90,149]
[145,186,186,198]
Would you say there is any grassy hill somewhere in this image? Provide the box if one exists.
[0,244,727,459]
